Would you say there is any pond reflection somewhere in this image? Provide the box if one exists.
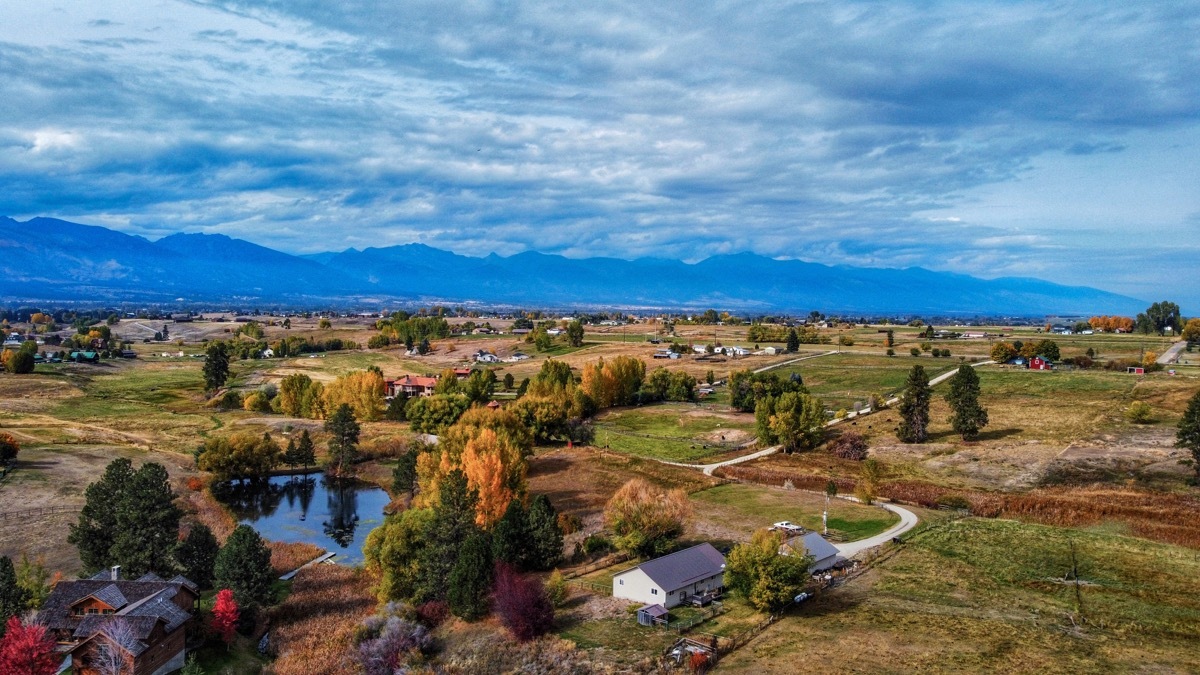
[212,474,389,564]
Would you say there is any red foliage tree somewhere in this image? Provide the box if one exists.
[211,588,240,645]
[689,651,711,673]
[0,616,59,675]
[492,563,553,642]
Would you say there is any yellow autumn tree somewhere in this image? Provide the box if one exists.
[603,478,691,557]
[459,429,526,527]
[414,406,532,518]
[322,370,386,421]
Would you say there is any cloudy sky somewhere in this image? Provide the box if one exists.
[2,1,1197,306]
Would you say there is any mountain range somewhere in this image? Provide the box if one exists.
[0,217,1146,315]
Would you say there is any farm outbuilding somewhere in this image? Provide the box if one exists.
[637,603,669,626]
[781,531,842,572]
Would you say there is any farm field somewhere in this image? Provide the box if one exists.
[718,518,1200,674]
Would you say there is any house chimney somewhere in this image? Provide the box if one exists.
[111,565,120,581]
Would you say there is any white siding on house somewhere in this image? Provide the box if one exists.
[613,569,725,609]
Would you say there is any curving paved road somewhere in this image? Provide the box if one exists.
[832,500,919,559]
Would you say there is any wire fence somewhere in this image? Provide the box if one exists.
[0,505,82,522]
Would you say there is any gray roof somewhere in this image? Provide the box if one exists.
[638,603,669,618]
[617,543,726,592]
[785,532,840,563]
[90,584,128,610]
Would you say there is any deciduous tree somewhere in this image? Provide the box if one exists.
[725,529,812,612]
[756,392,826,452]
[0,433,18,466]
[211,589,239,645]
[566,320,585,348]
[604,479,690,557]
[492,563,554,642]
[0,616,58,675]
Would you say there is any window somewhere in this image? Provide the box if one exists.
[651,589,658,595]
[618,579,623,585]
[87,608,99,615]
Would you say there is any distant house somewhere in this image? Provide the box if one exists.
[508,352,531,362]
[612,543,726,608]
[781,532,841,572]
[721,346,750,357]
[2,334,23,347]
[386,375,438,398]
[546,328,564,336]
[652,351,679,360]
[70,351,100,363]
[510,328,532,336]
[1127,366,1146,375]
[259,348,275,359]
[39,567,197,675]
[474,350,501,364]
[1029,356,1053,371]
[959,332,987,340]
[762,346,783,356]
[453,368,472,379]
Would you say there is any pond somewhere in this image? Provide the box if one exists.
[212,474,390,565]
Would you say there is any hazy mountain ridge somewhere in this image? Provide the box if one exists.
[0,217,1146,314]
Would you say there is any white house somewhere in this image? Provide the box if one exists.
[721,346,750,357]
[612,543,726,608]
[474,350,501,364]
[781,531,841,572]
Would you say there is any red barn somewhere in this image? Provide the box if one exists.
[1029,356,1053,371]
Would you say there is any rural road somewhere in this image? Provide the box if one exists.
[833,501,919,559]
[1158,341,1187,365]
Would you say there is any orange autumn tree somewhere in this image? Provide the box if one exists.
[322,370,386,421]
[603,478,691,557]
[415,407,532,525]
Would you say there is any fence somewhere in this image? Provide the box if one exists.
[595,426,750,451]
[562,552,630,580]
[566,578,611,595]
[0,505,82,522]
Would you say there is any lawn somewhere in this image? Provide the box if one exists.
[690,483,898,542]
[717,518,1200,674]
[774,352,964,411]
[593,404,757,463]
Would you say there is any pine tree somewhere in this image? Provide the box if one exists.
[0,557,28,636]
[177,524,220,589]
[447,531,493,621]
[897,365,932,443]
[325,404,360,476]
[418,470,479,602]
[214,525,274,607]
[1177,390,1200,479]
[786,328,800,353]
[203,342,230,393]
[526,495,563,570]
[945,365,989,440]
[110,462,182,578]
[294,430,316,470]
[392,448,419,494]
[282,438,298,470]
[68,458,134,573]
[211,588,240,645]
[491,498,529,568]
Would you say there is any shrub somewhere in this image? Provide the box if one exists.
[556,512,582,535]
[184,476,204,492]
[910,348,921,357]
[415,601,450,628]
[583,534,611,557]
[492,563,554,642]
[886,349,895,357]
[355,614,433,675]
[545,569,569,608]
[828,431,869,461]
[936,494,971,511]
[1125,401,1153,424]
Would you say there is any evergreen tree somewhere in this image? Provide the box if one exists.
[786,328,800,353]
[417,470,479,602]
[68,458,134,573]
[176,524,220,589]
[447,531,493,621]
[503,373,515,390]
[945,365,989,440]
[0,557,28,636]
[109,462,183,578]
[282,438,298,469]
[491,498,529,568]
[294,430,316,470]
[325,404,360,475]
[1177,390,1200,479]
[526,495,563,570]
[392,448,419,494]
[214,525,274,607]
[203,342,231,393]
[897,364,932,443]
[384,392,409,421]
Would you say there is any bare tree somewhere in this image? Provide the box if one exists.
[92,619,137,675]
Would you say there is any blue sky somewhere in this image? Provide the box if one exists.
[1,1,1197,307]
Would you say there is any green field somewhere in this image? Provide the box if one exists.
[690,483,898,542]
[775,353,963,411]
[593,404,757,463]
[719,518,1200,674]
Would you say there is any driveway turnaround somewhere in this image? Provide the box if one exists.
[833,501,919,559]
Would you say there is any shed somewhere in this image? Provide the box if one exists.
[637,603,669,627]
[1029,356,1052,371]
[782,532,842,572]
